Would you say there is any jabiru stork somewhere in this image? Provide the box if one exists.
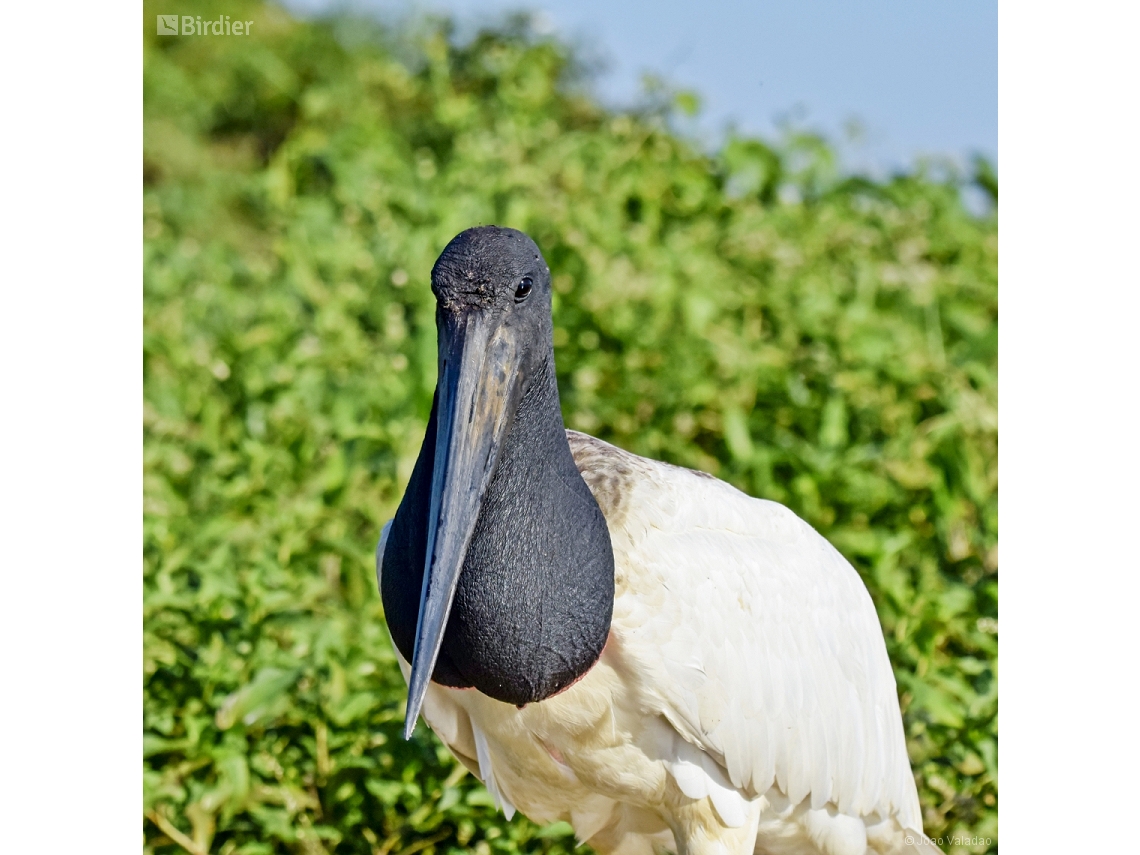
[377,226,937,855]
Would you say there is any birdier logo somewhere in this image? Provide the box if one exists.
[156,14,253,36]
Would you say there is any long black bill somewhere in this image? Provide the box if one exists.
[404,311,520,739]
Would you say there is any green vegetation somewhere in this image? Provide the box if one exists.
[143,2,997,853]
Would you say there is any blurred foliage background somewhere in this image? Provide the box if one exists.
[143,1,997,853]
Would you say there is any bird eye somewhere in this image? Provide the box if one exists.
[515,277,533,301]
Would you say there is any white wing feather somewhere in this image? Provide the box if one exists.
[577,437,922,833]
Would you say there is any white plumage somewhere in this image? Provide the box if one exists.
[379,430,933,855]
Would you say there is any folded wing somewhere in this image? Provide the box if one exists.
[569,432,922,833]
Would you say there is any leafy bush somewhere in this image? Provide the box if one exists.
[143,2,997,853]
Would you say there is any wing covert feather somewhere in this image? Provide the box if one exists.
[569,432,921,832]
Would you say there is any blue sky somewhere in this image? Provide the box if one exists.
[281,0,997,177]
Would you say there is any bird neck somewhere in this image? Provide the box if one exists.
[382,354,616,707]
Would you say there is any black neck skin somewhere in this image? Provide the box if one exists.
[381,357,615,707]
